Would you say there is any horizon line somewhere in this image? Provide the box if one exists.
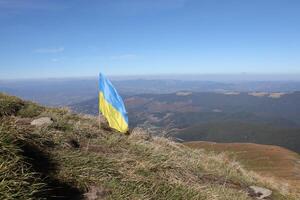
[2,73,300,81]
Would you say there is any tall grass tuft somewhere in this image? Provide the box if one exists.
[0,119,45,199]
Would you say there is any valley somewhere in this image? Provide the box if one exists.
[71,91,300,153]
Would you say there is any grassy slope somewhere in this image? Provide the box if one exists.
[0,93,299,199]
[185,142,300,192]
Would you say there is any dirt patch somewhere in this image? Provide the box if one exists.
[84,186,111,200]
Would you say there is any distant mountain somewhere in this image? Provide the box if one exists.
[0,79,98,106]
[2,78,300,106]
[2,78,300,152]
[70,91,300,153]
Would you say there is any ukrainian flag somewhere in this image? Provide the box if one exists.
[99,73,129,133]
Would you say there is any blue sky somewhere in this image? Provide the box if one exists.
[0,0,300,79]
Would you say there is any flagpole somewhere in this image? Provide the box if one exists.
[98,73,101,130]
[98,112,101,129]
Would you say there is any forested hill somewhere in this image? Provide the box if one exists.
[71,91,300,153]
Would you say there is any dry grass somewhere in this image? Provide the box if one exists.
[1,93,299,199]
[185,141,300,199]
[0,119,45,199]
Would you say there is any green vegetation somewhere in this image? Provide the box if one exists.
[17,103,45,118]
[0,93,24,117]
[176,121,300,153]
[0,119,44,199]
[0,93,44,118]
[0,93,299,199]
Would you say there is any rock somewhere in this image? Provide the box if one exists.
[249,186,272,199]
[31,117,53,126]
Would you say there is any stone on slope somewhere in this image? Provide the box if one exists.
[249,186,272,199]
[84,186,111,200]
[31,117,53,126]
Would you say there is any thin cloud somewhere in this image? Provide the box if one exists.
[35,47,64,54]
[51,58,59,62]
[110,54,138,60]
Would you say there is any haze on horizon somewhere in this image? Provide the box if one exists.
[1,0,300,79]
[2,73,300,82]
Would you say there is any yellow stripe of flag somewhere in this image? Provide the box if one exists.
[98,73,129,133]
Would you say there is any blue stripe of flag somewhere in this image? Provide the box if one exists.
[99,73,128,124]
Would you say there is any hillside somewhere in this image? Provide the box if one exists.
[1,93,299,199]
[70,92,300,153]
[185,142,300,191]
[176,121,300,153]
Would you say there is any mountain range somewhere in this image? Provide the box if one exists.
[2,78,300,105]
[71,91,300,153]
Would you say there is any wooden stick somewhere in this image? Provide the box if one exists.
[98,75,102,130]
[98,112,101,129]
